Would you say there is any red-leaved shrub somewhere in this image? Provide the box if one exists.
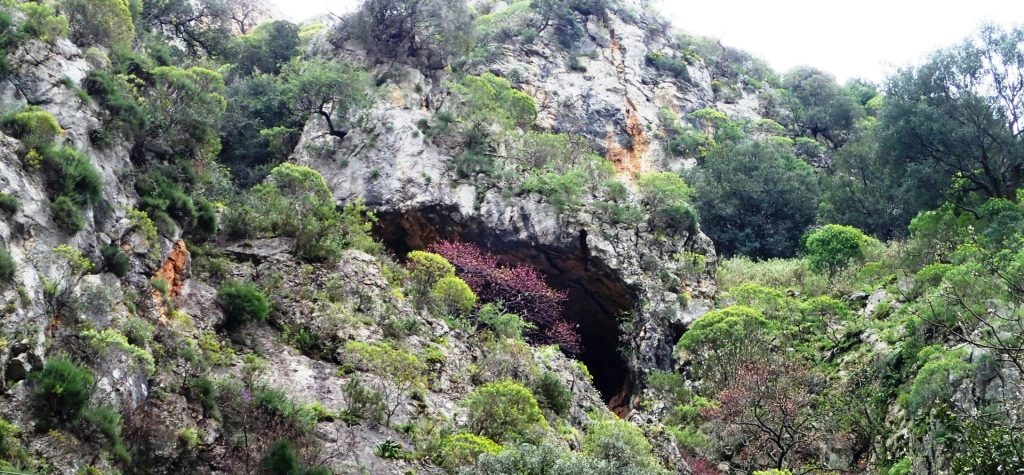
[429,240,581,353]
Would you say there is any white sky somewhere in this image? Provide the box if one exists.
[269,0,1024,83]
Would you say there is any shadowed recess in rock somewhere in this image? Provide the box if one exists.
[373,206,638,408]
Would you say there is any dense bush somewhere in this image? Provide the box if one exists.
[30,357,93,427]
[82,70,147,141]
[646,51,691,82]
[260,439,329,475]
[522,169,589,212]
[43,146,103,205]
[0,245,14,284]
[0,192,20,214]
[80,406,130,463]
[463,380,547,443]
[583,418,663,472]
[51,196,85,233]
[693,139,818,258]
[406,250,456,307]
[461,442,623,475]
[803,224,871,280]
[0,106,62,151]
[431,276,478,316]
[637,171,698,234]
[676,306,772,387]
[100,245,131,277]
[15,2,69,43]
[134,169,215,238]
[62,0,136,49]
[437,433,503,470]
[226,164,379,261]
[344,341,427,426]
[217,282,271,329]
[532,371,571,416]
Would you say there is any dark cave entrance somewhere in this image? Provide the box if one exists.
[373,206,638,410]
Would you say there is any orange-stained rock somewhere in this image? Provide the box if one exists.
[152,240,190,320]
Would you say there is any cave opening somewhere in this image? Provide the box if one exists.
[373,206,638,411]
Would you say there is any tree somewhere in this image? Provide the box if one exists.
[803,224,871,281]
[820,120,941,239]
[676,305,772,388]
[703,357,830,471]
[140,66,227,161]
[62,0,136,49]
[229,20,299,76]
[226,0,267,34]
[879,24,1024,202]
[692,139,819,258]
[139,0,233,56]
[279,57,371,140]
[781,67,863,145]
[349,0,470,68]
[463,380,547,443]
[344,341,427,426]
[218,72,297,184]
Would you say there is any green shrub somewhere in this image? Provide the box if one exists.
[582,418,662,472]
[532,372,571,417]
[637,172,697,233]
[0,246,14,284]
[431,276,478,316]
[100,245,131,277]
[82,70,146,139]
[374,438,405,459]
[193,196,217,239]
[62,0,135,49]
[803,224,871,280]
[0,106,62,150]
[16,2,69,43]
[886,458,912,475]
[460,442,614,475]
[81,328,156,375]
[43,147,103,205]
[217,282,271,329]
[904,347,974,415]
[339,377,385,425]
[135,171,208,235]
[0,192,20,214]
[522,169,589,213]
[406,250,455,306]
[81,406,130,463]
[477,303,532,340]
[646,51,691,82]
[51,196,85,233]
[259,439,328,475]
[30,357,93,427]
[463,380,547,443]
[344,341,427,426]
[438,433,503,469]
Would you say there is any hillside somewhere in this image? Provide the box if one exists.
[0,0,1021,474]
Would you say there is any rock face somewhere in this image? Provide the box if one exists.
[292,4,739,412]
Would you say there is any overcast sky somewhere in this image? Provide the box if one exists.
[269,0,1024,83]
